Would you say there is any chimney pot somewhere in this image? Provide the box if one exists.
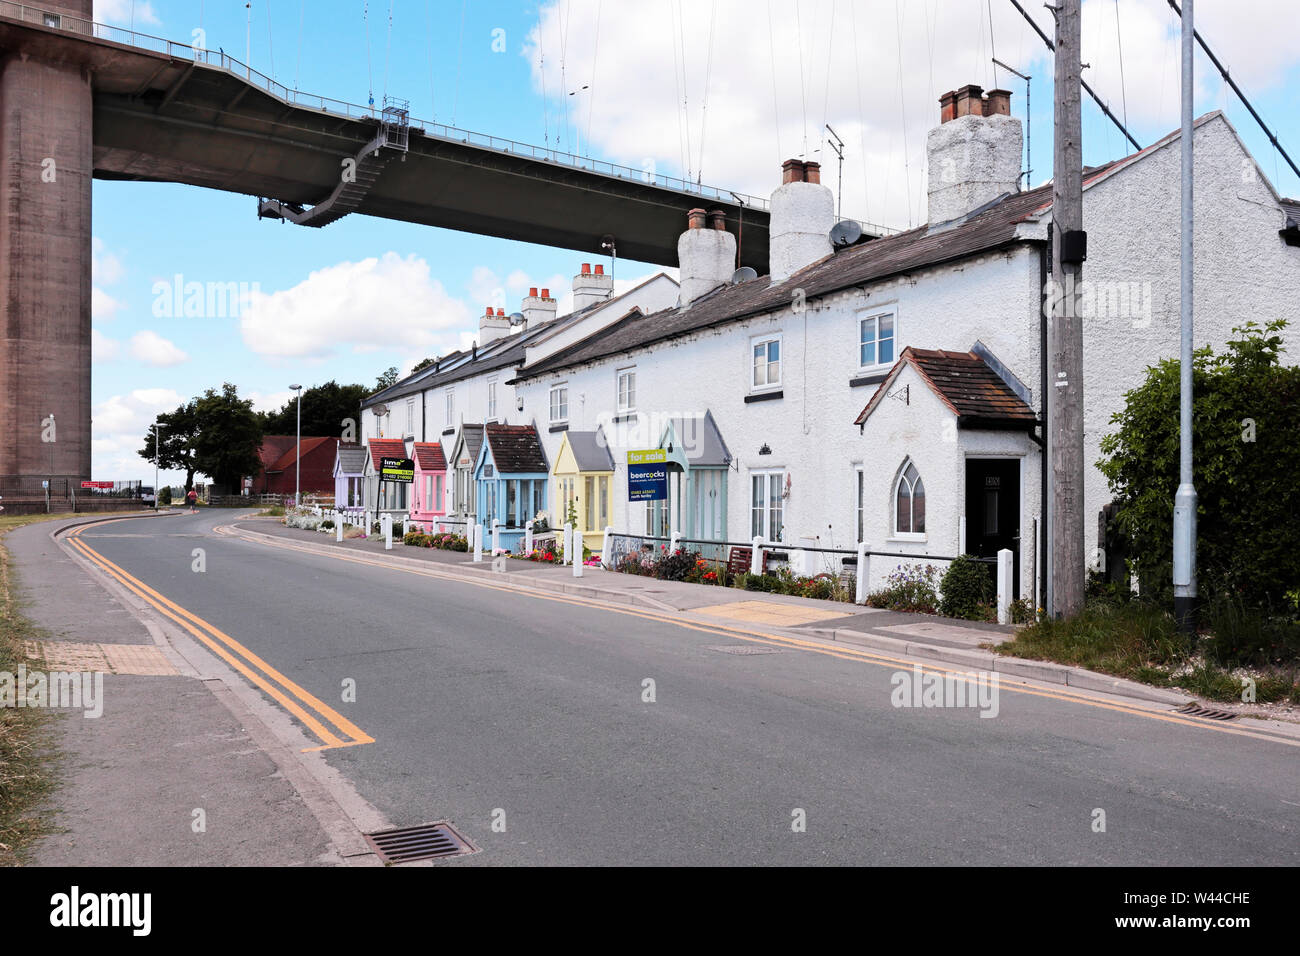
[955,84,984,118]
[580,262,591,274]
[984,88,1012,116]
[485,306,493,317]
[687,207,708,229]
[529,287,538,297]
[707,209,727,230]
[594,264,604,275]
[939,89,957,124]
[803,162,821,185]
[781,159,805,184]
[541,288,550,298]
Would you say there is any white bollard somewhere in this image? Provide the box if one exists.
[601,526,613,569]
[670,530,681,553]
[563,522,573,565]
[855,541,869,604]
[384,513,393,550]
[573,530,584,578]
[750,536,763,576]
[997,548,1014,624]
[336,513,344,542]
[492,518,501,553]
[525,520,534,554]
[473,522,483,562]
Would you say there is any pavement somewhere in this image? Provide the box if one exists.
[5,513,374,866]
[7,509,1298,866]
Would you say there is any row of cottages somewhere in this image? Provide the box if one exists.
[355,85,1299,601]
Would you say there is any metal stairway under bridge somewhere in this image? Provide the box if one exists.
[257,98,410,228]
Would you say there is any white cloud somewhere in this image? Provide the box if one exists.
[90,387,185,483]
[247,389,296,415]
[523,0,1300,230]
[92,237,126,322]
[93,0,160,27]
[91,328,120,363]
[239,253,472,359]
[92,287,125,322]
[129,329,188,367]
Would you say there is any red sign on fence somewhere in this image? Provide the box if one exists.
[80,481,114,489]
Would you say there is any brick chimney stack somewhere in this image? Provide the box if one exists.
[769,159,834,283]
[479,304,512,344]
[927,85,1022,224]
[521,286,558,328]
[572,262,614,311]
[677,206,736,307]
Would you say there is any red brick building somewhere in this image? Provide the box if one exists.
[253,436,339,497]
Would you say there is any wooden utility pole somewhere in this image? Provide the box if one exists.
[1049,0,1086,617]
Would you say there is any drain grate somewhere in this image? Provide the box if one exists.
[1173,703,1240,721]
[363,822,477,864]
[706,644,786,656]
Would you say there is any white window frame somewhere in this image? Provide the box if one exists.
[750,333,782,392]
[487,378,498,421]
[444,389,455,427]
[750,468,785,543]
[549,383,569,424]
[405,398,416,437]
[617,367,636,413]
[854,463,865,544]
[892,458,927,541]
[858,307,898,371]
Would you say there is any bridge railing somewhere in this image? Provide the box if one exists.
[1,1,912,236]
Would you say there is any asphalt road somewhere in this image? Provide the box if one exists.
[75,511,1299,865]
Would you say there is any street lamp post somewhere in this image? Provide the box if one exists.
[153,422,164,511]
[290,384,303,507]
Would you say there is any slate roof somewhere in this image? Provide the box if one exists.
[565,429,615,472]
[366,438,408,470]
[452,423,484,469]
[855,347,1037,429]
[512,181,1071,381]
[411,441,447,472]
[335,442,366,474]
[665,411,732,467]
[482,424,548,474]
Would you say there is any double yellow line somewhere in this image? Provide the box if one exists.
[65,520,372,752]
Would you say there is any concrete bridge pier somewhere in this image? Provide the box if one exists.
[0,0,93,482]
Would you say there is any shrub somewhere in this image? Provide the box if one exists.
[939,555,994,620]
[866,563,940,613]
[651,548,701,582]
[321,519,334,530]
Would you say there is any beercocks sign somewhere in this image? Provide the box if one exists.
[627,449,668,501]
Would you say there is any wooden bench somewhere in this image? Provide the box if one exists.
[727,547,752,576]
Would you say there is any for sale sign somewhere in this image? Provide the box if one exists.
[380,457,414,483]
[627,449,668,501]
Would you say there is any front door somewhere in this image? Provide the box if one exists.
[965,458,1020,598]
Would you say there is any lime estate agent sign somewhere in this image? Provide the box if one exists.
[380,457,415,483]
[627,449,668,501]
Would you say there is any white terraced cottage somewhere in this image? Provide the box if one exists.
[362,84,1299,603]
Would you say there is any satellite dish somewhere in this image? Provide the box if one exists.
[372,403,389,417]
[508,311,526,326]
[730,266,758,284]
[830,219,863,249]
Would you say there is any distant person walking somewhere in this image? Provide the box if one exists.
[186,488,198,514]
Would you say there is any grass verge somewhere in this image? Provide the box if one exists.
[995,598,1300,705]
[0,512,71,865]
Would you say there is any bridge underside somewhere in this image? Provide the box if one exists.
[0,11,770,483]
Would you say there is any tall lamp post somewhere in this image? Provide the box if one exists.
[153,421,165,511]
[290,384,303,507]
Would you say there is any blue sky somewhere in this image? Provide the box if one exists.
[88,0,1300,485]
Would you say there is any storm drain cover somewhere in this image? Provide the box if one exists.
[1173,703,1240,722]
[706,644,787,656]
[363,822,478,864]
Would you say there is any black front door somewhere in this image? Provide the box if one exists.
[965,458,1020,599]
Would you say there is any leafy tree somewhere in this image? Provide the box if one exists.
[138,400,201,491]
[190,383,265,494]
[410,357,437,375]
[260,380,368,437]
[375,366,400,391]
[1099,320,1300,611]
